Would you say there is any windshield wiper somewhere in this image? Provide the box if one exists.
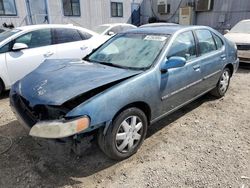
[97,61,129,69]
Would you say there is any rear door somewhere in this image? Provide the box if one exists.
[161,31,203,113]
[194,29,225,90]
[5,28,56,84]
[52,28,93,59]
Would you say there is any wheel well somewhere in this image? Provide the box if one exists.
[0,77,5,91]
[225,64,234,76]
[113,102,151,124]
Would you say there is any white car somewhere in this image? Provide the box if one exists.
[224,20,250,63]
[93,23,137,36]
[0,24,107,95]
[140,23,178,28]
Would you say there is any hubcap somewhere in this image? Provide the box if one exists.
[219,70,230,93]
[115,116,143,153]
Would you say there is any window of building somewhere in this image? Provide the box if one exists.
[62,0,80,16]
[0,0,17,16]
[111,2,123,17]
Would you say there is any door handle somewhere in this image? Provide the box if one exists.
[44,51,54,57]
[220,54,226,60]
[193,65,200,71]
[80,46,88,51]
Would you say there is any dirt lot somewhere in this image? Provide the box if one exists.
[0,67,250,188]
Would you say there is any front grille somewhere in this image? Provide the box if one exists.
[237,45,250,51]
[12,94,38,127]
[12,94,69,127]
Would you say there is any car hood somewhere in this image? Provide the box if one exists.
[224,33,250,44]
[15,59,142,106]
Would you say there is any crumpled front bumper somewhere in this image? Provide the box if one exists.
[10,92,90,139]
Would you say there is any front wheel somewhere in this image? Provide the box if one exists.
[98,108,148,160]
[210,68,231,98]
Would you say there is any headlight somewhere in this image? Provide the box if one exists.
[29,116,90,139]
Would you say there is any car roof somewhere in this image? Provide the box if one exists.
[140,23,178,28]
[100,23,136,27]
[125,25,211,35]
[15,24,92,31]
[14,24,98,35]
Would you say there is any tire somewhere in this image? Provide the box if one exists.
[210,68,231,98]
[98,107,148,160]
[0,79,4,96]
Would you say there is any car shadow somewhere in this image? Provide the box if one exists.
[0,93,216,187]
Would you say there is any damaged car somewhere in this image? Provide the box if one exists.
[10,25,239,160]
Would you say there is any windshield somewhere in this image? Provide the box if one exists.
[0,29,21,43]
[86,33,168,69]
[230,21,250,34]
[93,26,109,34]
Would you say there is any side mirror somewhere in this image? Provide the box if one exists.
[12,43,28,51]
[224,29,230,35]
[107,31,115,36]
[161,56,186,73]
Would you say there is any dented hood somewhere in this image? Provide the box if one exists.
[16,59,142,106]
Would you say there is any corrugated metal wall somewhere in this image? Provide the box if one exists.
[150,0,250,32]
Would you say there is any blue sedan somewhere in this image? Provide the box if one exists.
[10,25,239,160]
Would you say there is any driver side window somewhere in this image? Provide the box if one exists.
[15,29,52,49]
[167,31,197,61]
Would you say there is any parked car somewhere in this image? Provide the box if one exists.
[0,24,107,95]
[93,23,137,36]
[140,22,178,28]
[224,19,250,63]
[10,25,238,160]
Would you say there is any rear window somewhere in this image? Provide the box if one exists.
[213,34,224,50]
[54,28,82,44]
[195,29,216,55]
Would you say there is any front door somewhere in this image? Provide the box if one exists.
[26,0,49,24]
[6,29,56,84]
[160,31,203,114]
[131,3,140,26]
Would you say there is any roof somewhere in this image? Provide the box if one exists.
[126,25,186,35]
[140,23,178,28]
[126,25,211,35]
[100,23,136,27]
[15,24,92,31]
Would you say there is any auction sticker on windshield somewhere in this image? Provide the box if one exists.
[144,35,167,41]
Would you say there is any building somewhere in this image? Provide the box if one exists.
[0,0,147,30]
[148,0,250,33]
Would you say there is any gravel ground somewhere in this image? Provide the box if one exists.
[0,66,249,188]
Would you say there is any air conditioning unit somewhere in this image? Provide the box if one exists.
[179,7,193,25]
[195,0,213,11]
[157,0,170,14]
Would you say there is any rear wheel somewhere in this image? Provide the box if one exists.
[210,68,231,98]
[98,107,148,160]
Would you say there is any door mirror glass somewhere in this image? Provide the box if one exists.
[161,56,186,72]
[12,43,28,51]
[107,31,115,36]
